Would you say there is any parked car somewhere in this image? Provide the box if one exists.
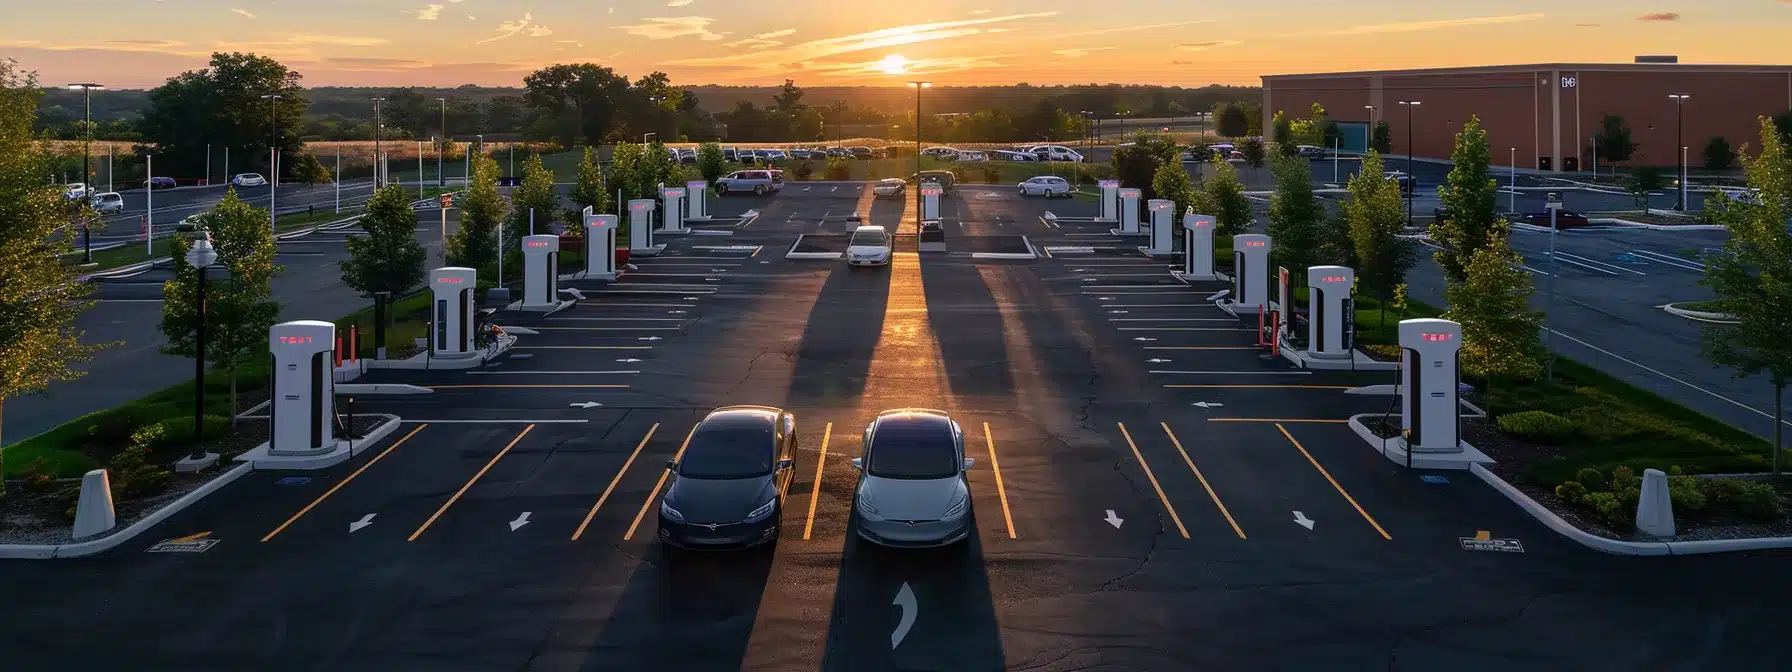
[1029,145,1084,162]
[1515,210,1593,229]
[231,173,267,187]
[677,148,697,164]
[657,406,797,550]
[849,146,874,160]
[761,149,788,161]
[88,191,124,214]
[872,178,906,199]
[175,213,205,232]
[1295,145,1328,159]
[824,147,850,159]
[789,148,812,160]
[921,146,959,160]
[1207,143,1236,157]
[1018,175,1074,198]
[911,170,956,193]
[63,183,89,200]
[851,409,974,548]
[716,169,783,195]
[956,151,988,162]
[147,176,177,190]
[723,147,738,162]
[847,225,893,267]
[990,150,1037,162]
[1385,171,1416,196]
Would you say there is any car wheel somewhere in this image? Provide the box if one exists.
[717,183,730,195]
[754,185,768,196]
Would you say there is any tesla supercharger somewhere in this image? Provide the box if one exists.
[1232,234,1271,314]
[521,234,559,310]
[582,208,618,281]
[1097,180,1120,222]
[430,266,477,357]
[1143,199,1175,255]
[686,180,710,221]
[1115,188,1142,235]
[660,186,688,235]
[1307,266,1355,358]
[921,185,942,221]
[628,198,663,255]
[1399,318,1463,453]
[268,320,336,456]
[1181,214,1218,280]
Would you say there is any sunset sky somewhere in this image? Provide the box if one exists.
[4,1,1789,89]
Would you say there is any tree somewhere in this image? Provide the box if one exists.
[1268,153,1323,275]
[1629,165,1666,209]
[1239,135,1267,173]
[1152,161,1199,223]
[1371,121,1392,154]
[160,189,281,418]
[1430,116,1502,284]
[563,146,609,234]
[1215,102,1250,138]
[1704,136,1735,171]
[1111,143,1163,201]
[382,88,431,139]
[1444,226,1543,384]
[1775,111,1792,151]
[1699,117,1792,478]
[1593,114,1638,165]
[446,153,502,276]
[1203,156,1252,236]
[290,151,332,185]
[0,62,107,486]
[137,52,306,178]
[521,63,633,146]
[1166,101,1188,129]
[340,185,426,351]
[1345,152,1417,323]
[696,142,725,184]
[1271,111,1295,156]
[503,154,560,278]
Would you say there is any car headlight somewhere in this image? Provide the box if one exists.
[659,500,685,523]
[746,498,777,521]
[944,496,968,519]
[856,498,881,520]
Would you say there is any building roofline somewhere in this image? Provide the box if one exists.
[1263,62,1792,81]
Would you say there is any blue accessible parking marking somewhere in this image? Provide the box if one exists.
[1420,475,1450,484]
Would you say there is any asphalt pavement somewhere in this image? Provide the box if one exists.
[4,186,1789,670]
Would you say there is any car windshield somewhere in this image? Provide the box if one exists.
[850,231,887,247]
[867,419,958,479]
[678,423,774,479]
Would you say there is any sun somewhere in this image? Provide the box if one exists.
[877,54,910,75]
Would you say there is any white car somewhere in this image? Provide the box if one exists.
[955,151,988,162]
[990,150,1037,162]
[921,146,960,160]
[1029,145,1084,162]
[63,183,89,200]
[846,225,893,267]
[88,191,124,214]
[1018,175,1073,198]
[231,173,267,187]
[872,178,906,198]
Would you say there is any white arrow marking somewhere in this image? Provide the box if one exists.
[560,288,587,300]
[1191,401,1226,408]
[569,402,604,409]
[509,512,532,531]
[616,358,643,363]
[1104,510,1124,528]
[638,337,662,341]
[668,310,687,314]
[684,296,700,300]
[1098,296,1114,300]
[1134,337,1157,342]
[1207,289,1231,301]
[1147,358,1171,363]
[349,513,376,533]
[891,582,917,650]
[1293,511,1315,530]
[1109,310,1128,315]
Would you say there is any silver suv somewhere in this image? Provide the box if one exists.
[716,169,783,196]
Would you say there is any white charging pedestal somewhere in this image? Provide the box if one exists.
[628,199,664,256]
[268,320,336,456]
[430,267,477,358]
[1111,188,1143,236]
[686,181,710,221]
[1097,180,1120,223]
[519,234,561,311]
[1221,234,1271,315]
[1141,199,1176,256]
[921,185,942,221]
[582,208,618,281]
[659,186,688,235]
[1307,266,1355,359]
[1399,318,1463,453]
[1175,214,1219,282]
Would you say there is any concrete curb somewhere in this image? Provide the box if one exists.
[0,462,254,560]
[235,414,401,471]
[1598,218,1727,231]
[1660,303,1738,324]
[78,257,171,282]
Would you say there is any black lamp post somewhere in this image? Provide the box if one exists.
[186,236,218,462]
[437,97,448,187]
[371,97,386,187]
[1670,93,1690,210]
[69,82,103,264]
[1398,100,1421,223]
[910,81,931,227]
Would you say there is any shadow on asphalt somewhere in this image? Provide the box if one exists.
[581,540,780,669]
[918,255,1014,399]
[786,261,891,407]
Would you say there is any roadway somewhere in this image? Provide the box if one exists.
[83,180,379,245]
[2,187,1787,669]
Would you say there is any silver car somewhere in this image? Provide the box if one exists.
[851,409,973,548]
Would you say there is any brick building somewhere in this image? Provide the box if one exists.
[1261,61,1792,172]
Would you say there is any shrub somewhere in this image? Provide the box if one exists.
[1584,491,1626,526]
[1609,466,1640,492]
[823,157,850,181]
[1667,476,1707,512]
[950,165,969,183]
[1496,410,1574,443]
[1574,467,1607,491]
[982,165,1002,183]
[1728,481,1783,519]
[1554,480,1588,504]
[109,441,173,499]
[793,160,814,180]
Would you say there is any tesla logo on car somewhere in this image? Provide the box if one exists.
[1561,76,1577,89]
[705,523,720,530]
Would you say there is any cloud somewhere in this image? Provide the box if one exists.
[231,8,255,19]
[287,34,390,46]
[1169,60,1193,66]
[1573,22,1600,27]
[311,57,431,71]
[810,54,1011,78]
[664,12,1057,68]
[529,25,553,37]
[620,16,725,41]
[722,28,796,50]
[416,4,443,20]
[1637,12,1680,21]
[1,39,201,56]
[668,0,694,5]
[478,12,553,44]
[969,9,990,14]
[1052,46,1118,58]
[1045,20,1212,40]
[1329,13,1546,35]
[1175,40,1240,51]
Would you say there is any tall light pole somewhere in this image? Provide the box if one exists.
[261,93,282,232]
[1509,147,1517,213]
[1363,105,1378,152]
[185,236,219,467]
[371,97,386,187]
[909,81,931,229]
[68,82,103,265]
[1670,93,1690,211]
[437,97,447,187]
[1398,100,1421,223]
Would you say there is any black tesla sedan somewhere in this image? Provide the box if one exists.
[658,406,797,550]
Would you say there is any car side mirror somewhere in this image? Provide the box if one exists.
[851,457,863,470]
[962,458,976,471]
[777,458,793,471]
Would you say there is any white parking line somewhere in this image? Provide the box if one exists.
[1628,249,1705,271]
[547,317,687,321]
[1542,253,1621,276]
[1120,327,1254,332]
[1109,318,1236,322]
[1556,251,1645,276]
[1148,370,1313,375]
[466,370,640,375]
[1082,285,1185,289]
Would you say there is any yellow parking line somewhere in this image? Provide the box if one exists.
[1163,385,1355,390]
[1116,422,1189,539]
[623,424,697,541]
[751,246,762,257]
[802,422,832,540]
[407,424,536,541]
[262,424,428,542]
[423,384,630,390]
[1207,418,1351,424]
[1159,422,1246,539]
[570,423,658,541]
[1275,423,1392,540]
[982,422,1017,540]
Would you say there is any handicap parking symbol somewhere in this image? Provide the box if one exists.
[1614,253,1647,265]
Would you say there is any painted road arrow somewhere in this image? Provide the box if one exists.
[1104,510,1124,529]
[1108,310,1129,314]
[569,402,604,409]
[509,512,532,531]
[1207,289,1231,301]
[349,514,376,533]
[891,582,917,650]
[616,358,643,363]
[1191,401,1225,408]
[1293,511,1315,530]
[1147,358,1171,363]
[1133,337,1157,342]
[638,337,662,341]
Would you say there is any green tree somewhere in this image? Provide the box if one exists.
[1699,117,1792,477]
[1444,226,1543,383]
[503,154,560,279]
[1215,102,1250,138]
[1370,121,1393,154]
[1112,144,1163,201]
[1239,135,1267,173]
[1593,114,1638,165]
[446,153,502,276]
[160,189,281,418]
[1774,111,1792,150]
[1203,156,1252,236]
[521,63,633,146]
[0,62,107,485]
[137,52,306,178]
[563,146,609,235]
[1345,151,1416,323]
[1152,161,1199,222]
[1430,116,1502,284]
[1629,165,1667,209]
[1704,136,1735,171]
[696,141,726,183]
[290,151,332,185]
[339,184,426,352]
[1268,153,1323,275]
[1271,111,1295,156]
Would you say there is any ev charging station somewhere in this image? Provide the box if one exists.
[1111,188,1143,236]
[628,199,664,256]
[1141,200,1176,256]
[1398,318,1463,453]
[1222,234,1271,315]
[920,184,942,221]
[268,320,336,456]
[430,267,477,357]
[520,234,560,311]
[1306,266,1355,358]
[1097,180,1120,223]
[1176,214,1219,281]
[686,181,710,221]
[659,186,689,235]
[581,208,618,281]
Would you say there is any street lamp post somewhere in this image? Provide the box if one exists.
[1545,193,1563,381]
[437,97,447,187]
[1398,100,1421,223]
[1670,94,1690,211]
[371,97,386,187]
[1363,105,1378,151]
[261,93,282,232]
[185,237,218,465]
[69,82,103,264]
[909,81,931,228]
[1510,147,1517,213]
